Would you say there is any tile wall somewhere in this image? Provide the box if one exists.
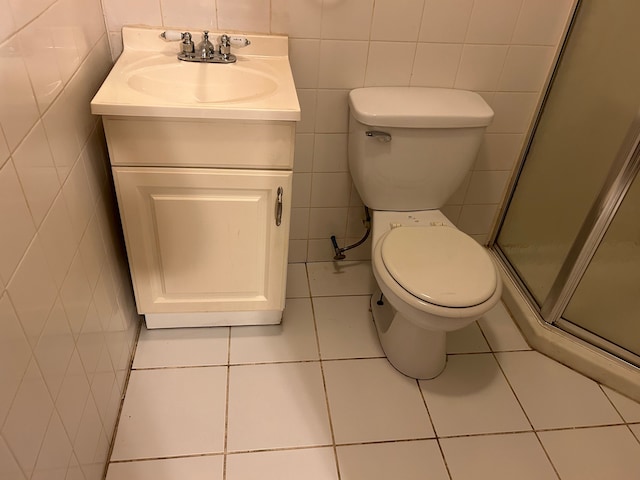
[103,0,576,260]
[0,0,139,479]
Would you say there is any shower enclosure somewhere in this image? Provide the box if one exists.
[493,0,640,368]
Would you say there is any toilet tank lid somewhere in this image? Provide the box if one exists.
[349,87,494,128]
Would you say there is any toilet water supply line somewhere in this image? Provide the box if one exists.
[330,206,371,260]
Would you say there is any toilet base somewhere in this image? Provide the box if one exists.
[371,288,446,379]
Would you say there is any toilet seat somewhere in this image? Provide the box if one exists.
[380,226,497,308]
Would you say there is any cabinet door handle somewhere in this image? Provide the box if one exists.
[275,186,283,226]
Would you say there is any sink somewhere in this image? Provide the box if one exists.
[124,56,279,104]
[91,26,300,121]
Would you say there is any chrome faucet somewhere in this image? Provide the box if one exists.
[161,30,251,64]
[196,31,216,59]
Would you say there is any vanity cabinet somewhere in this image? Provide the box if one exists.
[104,117,295,328]
[91,26,300,328]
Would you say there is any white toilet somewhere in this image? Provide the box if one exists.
[348,87,503,379]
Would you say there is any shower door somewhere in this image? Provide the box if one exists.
[494,0,640,362]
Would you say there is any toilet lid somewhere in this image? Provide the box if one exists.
[381,226,497,308]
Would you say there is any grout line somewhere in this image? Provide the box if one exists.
[308,285,342,480]
[109,452,224,464]
[417,375,453,480]
[489,349,562,478]
[222,327,232,480]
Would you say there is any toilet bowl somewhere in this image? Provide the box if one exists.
[367,210,502,378]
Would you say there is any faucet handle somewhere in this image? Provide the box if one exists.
[161,30,188,41]
[226,35,251,48]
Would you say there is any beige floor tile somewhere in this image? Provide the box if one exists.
[337,440,448,480]
[419,353,530,437]
[229,298,319,364]
[226,362,332,452]
[441,432,556,480]
[313,296,383,359]
[226,447,338,480]
[539,426,640,480]
[324,358,433,444]
[110,368,227,460]
[496,351,623,429]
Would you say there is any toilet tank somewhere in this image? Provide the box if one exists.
[348,87,494,211]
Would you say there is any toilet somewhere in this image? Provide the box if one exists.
[348,87,503,379]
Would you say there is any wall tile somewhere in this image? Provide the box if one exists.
[38,192,77,288]
[310,172,352,207]
[1,359,54,474]
[271,0,322,38]
[321,0,374,40]
[365,42,416,87]
[315,90,349,133]
[0,436,26,480]
[0,161,36,284]
[498,45,555,92]
[217,0,270,33]
[290,208,310,240]
[161,0,216,30]
[0,293,32,426]
[371,0,425,42]
[12,122,61,227]
[487,92,539,134]
[34,298,75,399]
[0,0,16,43]
[43,90,82,183]
[457,204,499,236]
[55,350,91,440]
[48,1,83,86]
[411,43,462,88]
[308,207,348,239]
[419,0,474,43]
[295,89,317,133]
[8,0,56,30]
[102,0,162,33]
[63,159,95,243]
[292,172,312,208]
[60,252,93,335]
[293,134,314,173]
[464,170,511,204]
[288,239,308,263]
[513,0,575,46]
[289,39,320,89]
[18,12,64,112]
[313,134,348,173]
[446,171,471,206]
[0,127,9,168]
[0,37,40,151]
[475,134,524,171]
[307,238,341,262]
[454,44,508,92]
[79,214,106,293]
[2,4,136,480]
[318,40,368,89]
[31,411,73,480]
[465,0,524,45]
[6,236,59,347]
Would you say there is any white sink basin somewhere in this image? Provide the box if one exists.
[124,56,279,104]
[91,26,300,121]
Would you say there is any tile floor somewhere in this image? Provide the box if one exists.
[105,261,640,480]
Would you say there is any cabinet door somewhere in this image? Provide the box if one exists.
[113,167,292,314]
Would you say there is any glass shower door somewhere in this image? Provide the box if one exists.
[562,171,640,356]
[496,0,640,307]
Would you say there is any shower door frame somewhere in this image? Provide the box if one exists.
[489,0,640,367]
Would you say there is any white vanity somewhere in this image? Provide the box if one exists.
[91,26,300,328]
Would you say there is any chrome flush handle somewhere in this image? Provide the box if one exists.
[365,130,392,143]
